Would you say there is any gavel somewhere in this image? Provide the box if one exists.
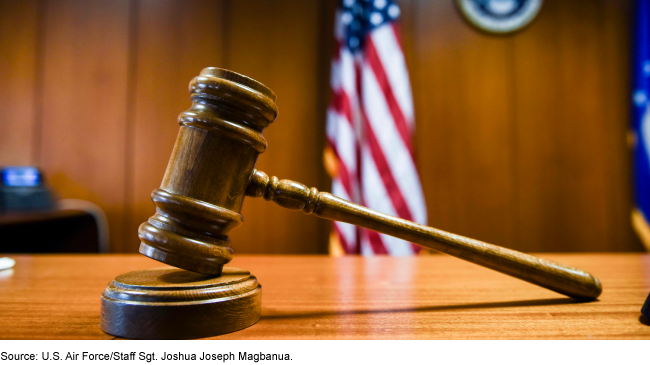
[138,67,601,300]
[101,67,601,339]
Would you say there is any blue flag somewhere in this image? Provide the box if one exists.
[633,0,650,250]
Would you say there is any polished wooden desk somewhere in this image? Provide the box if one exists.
[0,254,648,339]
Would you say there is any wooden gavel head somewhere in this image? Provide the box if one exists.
[138,67,278,275]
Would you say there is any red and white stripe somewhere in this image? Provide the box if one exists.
[326,13,427,256]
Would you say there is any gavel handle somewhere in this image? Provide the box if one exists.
[246,169,602,300]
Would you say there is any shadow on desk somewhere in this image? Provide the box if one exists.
[262,298,585,321]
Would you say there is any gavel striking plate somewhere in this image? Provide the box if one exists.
[100,67,602,339]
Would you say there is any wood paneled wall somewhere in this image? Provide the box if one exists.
[405,0,641,252]
[0,0,643,253]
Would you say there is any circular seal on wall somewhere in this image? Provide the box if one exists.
[455,0,543,34]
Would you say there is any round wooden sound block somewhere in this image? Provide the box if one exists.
[100,267,261,339]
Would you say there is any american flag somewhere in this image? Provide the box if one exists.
[325,0,427,255]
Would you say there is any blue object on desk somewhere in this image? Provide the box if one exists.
[0,167,109,253]
[643,291,650,317]
[2,166,41,187]
[0,166,55,213]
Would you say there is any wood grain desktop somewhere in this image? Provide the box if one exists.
[0,254,648,340]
